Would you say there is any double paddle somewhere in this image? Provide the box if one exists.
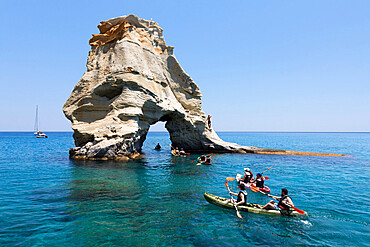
[261,164,276,175]
[193,153,215,165]
[250,184,305,214]
[225,178,242,218]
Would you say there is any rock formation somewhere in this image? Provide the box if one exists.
[63,15,345,160]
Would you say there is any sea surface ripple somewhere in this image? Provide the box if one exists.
[0,132,369,246]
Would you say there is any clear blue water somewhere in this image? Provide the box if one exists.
[0,132,369,246]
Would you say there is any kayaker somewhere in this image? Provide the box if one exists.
[252,173,265,188]
[179,148,186,155]
[205,155,212,164]
[259,188,294,210]
[155,143,161,150]
[242,168,253,183]
[227,183,248,206]
[199,155,206,162]
[175,147,180,155]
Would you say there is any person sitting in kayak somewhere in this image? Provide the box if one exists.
[175,147,180,155]
[179,148,186,155]
[252,173,265,188]
[155,143,161,150]
[242,168,253,183]
[205,155,212,163]
[227,183,248,206]
[198,155,206,162]
[259,188,294,210]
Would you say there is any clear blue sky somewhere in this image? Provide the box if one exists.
[0,0,369,132]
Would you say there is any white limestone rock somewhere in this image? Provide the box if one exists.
[62,15,275,160]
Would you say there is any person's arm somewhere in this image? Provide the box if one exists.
[285,197,294,207]
[268,194,280,201]
[229,191,238,197]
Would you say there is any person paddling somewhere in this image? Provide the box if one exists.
[205,154,212,163]
[259,188,294,210]
[175,147,180,155]
[179,148,186,155]
[227,183,248,206]
[155,143,161,150]
[199,155,206,162]
[242,168,253,183]
[252,173,265,188]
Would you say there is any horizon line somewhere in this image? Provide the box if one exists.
[1,130,369,133]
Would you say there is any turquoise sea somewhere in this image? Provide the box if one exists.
[0,132,369,246]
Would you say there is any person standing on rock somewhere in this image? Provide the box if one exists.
[206,115,212,128]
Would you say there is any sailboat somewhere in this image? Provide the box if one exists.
[34,105,48,138]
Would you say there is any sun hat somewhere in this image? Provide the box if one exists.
[244,168,250,172]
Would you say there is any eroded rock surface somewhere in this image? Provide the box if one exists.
[63,15,345,160]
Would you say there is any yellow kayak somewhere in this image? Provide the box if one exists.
[204,192,308,217]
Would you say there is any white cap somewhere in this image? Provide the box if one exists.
[244,168,250,171]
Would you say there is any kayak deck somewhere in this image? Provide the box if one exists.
[204,192,308,217]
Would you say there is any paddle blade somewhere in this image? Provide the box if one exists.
[226,177,236,181]
[264,177,269,180]
[251,185,260,192]
[211,153,216,157]
[292,206,305,214]
[225,180,228,187]
[236,211,243,218]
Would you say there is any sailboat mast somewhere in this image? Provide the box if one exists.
[34,105,39,133]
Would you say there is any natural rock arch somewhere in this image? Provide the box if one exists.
[63,15,345,160]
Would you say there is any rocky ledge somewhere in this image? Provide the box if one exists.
[63,15,345,160]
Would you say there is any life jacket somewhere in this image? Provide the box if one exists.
[244,172,252,182]
[278,195,291,210]
[255,177,264,188]
[236,190,248,206]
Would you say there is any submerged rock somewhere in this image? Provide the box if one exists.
[63,15,345,160]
